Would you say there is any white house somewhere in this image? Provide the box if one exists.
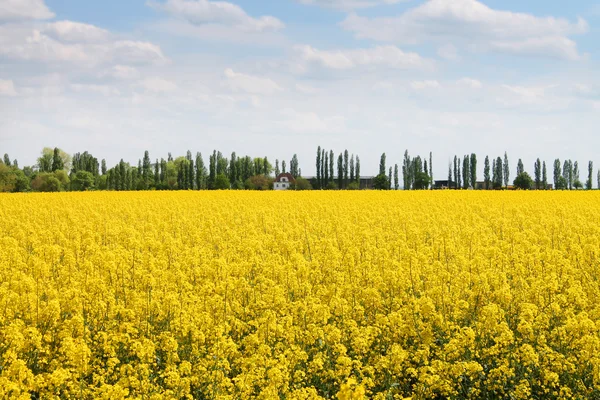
[274,173,295,190]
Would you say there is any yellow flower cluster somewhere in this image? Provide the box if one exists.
[1,191,600,399]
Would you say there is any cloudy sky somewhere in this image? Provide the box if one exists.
[1,0,599,177]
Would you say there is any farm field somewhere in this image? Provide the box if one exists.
[1,192,600,399]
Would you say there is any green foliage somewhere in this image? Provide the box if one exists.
[291,177,312,191]
[213,174,230,190]
[71,171,95,191]
[31,173,63,192]
[0,163,17,192]
[347,181,360,190]
[245,175,271,190]
[52,147,65,172]
[513,172,533,190]
[413,171,432,190]
[373,173,389,190]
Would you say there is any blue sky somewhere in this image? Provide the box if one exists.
[1,0,600,179]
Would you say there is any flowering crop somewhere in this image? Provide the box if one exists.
[1,191,600,399]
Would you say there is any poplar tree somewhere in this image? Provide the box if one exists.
[329,150,334,184]
[495,156,503,189]
[379,153,386,176]
[3,154,10,166]
[154,159,160,187]
[448,163,452,188]
[456,159,462,189]
[542,161,547,190]
[554,159,562,190]
[337,153,343,189]
[316,146,321,189]
[101,159,107,175]
[355,156,360,184]
[322,155,328,185]
[52,147,64,172]
[462,155,470,189]
[470,154,477,189]
[394,164,399,190]
[143,150,151,186]
[343,150,349,188]
[188,157,195,189]
[534,159,541,190]
[388,167,392,190]
[573,161,580,188]
[517,159,524,176]
[587,161,594,190]
[453,155,458,189]
[484,156,490,189]
[290,154,299,178]
[403,151,411,189]
[429,152,433,189]
[503,152,510,188]
[350,155,355,182]
[275,159,280,176]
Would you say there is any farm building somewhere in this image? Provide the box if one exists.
[274,173,295,190]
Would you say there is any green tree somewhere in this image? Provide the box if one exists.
[71,171,95,191]
[394,164,399,190]
[542,161,547,190]
[494,156,503,189]
[484,156,491,189]
[0,163,16,192]
[587,161,594,190]
[514,172,533,190]
[388,166,392,190]
[343,150,349,188]
[553,159,561,190]
[379,153,386,176]
[534,159,541,190]
[470,153,477,189]
[275,159,280,177]
[429,152,433,190]
[503,152,510,188]
[373,173,389,190]
[329,150,334,184]
[292,177,312,191]
[355,155,360,184]
[403,151,411,189]
[214,173,230,190]
[52,147,64,172]
[337,153,343,189]
[453,155,458,189]
[573,161,581,189]
[245,174,271,190]
[290,154,299,178]
[462,155,470,189]
[350,155,355,183]
[31,173,61,192]
[316,146,321,189]
[196,153,206,190]
[516,159,524,176]
[101,159,107,175]
[2,154,10,166]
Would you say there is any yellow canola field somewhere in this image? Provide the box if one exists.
[1,191,600,399]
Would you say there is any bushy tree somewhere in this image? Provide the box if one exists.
[373,173,389,190]
[514,172,533,190]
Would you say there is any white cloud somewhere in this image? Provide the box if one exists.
[411,80,440,90]
[224,68,282,95]
[437,44,459,61]
[0,25,166,66]
[0,0,54,21]
[296,45,433,70]
[297,0,405,11]
[490,36,583,61]
[457,78,482,89]
[0,79,18,96]
[295,83,320,94]
[106,65,141,80]
[139,77,178,93]
[341,0,589,60]
[71,84,121,97]
[44,21,111,43]
[149,0,284,32]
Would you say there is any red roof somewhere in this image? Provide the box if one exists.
[275,173,296,183]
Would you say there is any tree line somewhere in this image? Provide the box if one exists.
[0,147,597,192]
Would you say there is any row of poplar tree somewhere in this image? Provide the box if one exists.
[0,147,598,192]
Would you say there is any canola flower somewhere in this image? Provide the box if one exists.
[0,191,600,399]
